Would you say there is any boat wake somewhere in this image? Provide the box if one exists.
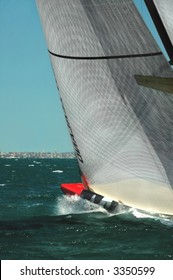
[112,205,173,227]
[55,195,173,227]
[130,208,173,227]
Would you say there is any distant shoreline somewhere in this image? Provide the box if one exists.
[0,152,75,159]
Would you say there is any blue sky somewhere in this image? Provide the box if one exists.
[0,0,168,152]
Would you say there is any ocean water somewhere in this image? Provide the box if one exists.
[0,158,173,260]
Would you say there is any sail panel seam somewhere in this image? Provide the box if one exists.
[48,50,162,60]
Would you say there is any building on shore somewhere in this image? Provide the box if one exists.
[0,151,75,159]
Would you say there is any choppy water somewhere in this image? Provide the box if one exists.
[0,158,173,260]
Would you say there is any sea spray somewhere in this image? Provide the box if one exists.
[55,195,106,216]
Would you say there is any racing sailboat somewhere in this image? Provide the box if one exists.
[36,0,173,215]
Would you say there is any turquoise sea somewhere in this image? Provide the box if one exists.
[0,158,173,260]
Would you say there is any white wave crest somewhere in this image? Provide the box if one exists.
[52,170,63,173]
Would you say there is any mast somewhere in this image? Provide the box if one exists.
[144,0,173,65]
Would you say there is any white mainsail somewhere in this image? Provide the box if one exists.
[36,0,173,215]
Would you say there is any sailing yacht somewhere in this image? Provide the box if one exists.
[36,0,173,215]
